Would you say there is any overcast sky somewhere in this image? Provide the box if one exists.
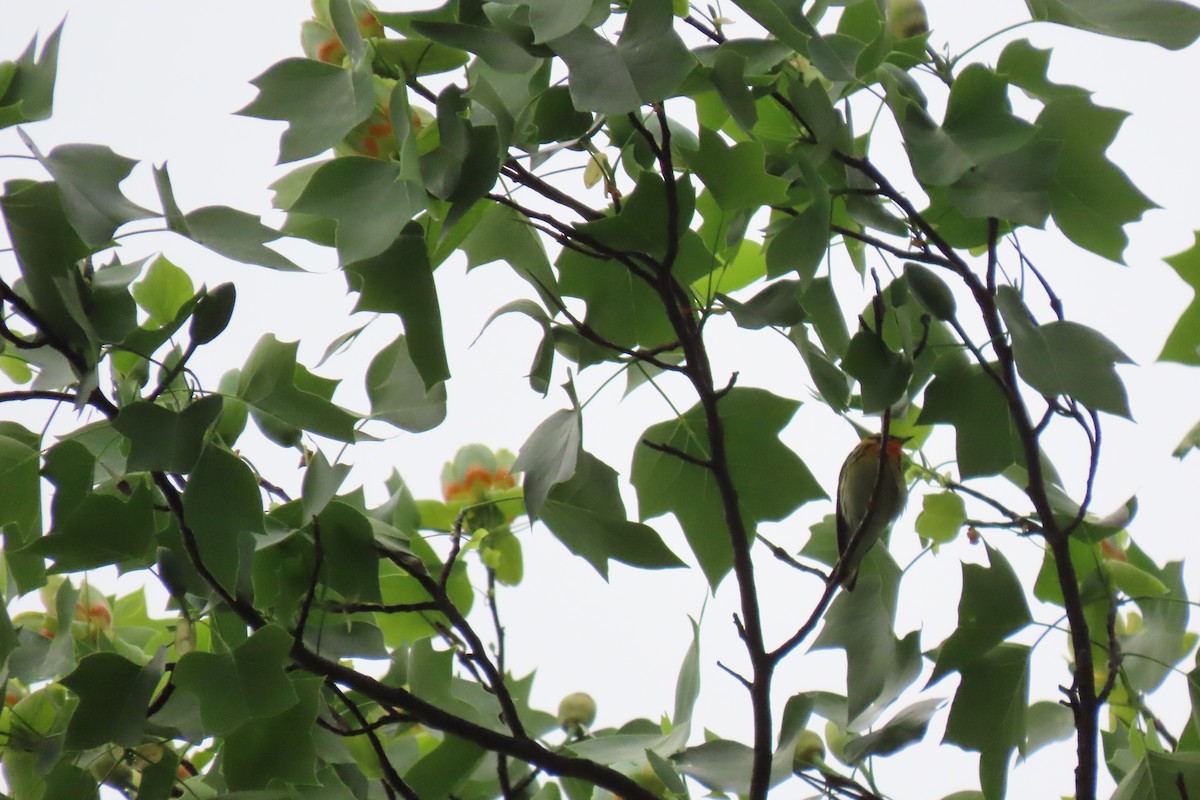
[3,2,1200,798]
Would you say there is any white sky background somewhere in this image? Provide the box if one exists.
[3,1,1200,798]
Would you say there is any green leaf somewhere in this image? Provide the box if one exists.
[812,570,922,725]
[176,205,302,271]
[1121,561,1189,693]
[842,328,913,413]
[222,675,321,790]
[940,65,1037,166]
[915,491,966,545]
[633,387,824,588]
[189,282,236,346]
[711,47,757,133]
[372,37,471,77]
[680,128,789,211]
[238,57,373,162]
[1105,559,1169,597]
[930,545,1032,683]
[345,224,450,388]
[112,396,223,473]
[675,739,756,793]
[921,362,1023,478]
[31,486,157,572]
[904,263,957,321]
[539,451,683,578]
[290,157,426,265]
[404,735,488,799]
[1026,0,1200,49]
[0,427,42,569]
[463,201,558,304]
[548,0,694,114]
[301,450,351,521]
[1024,700,1073,756]
[183,443,266,592]
[512,407,582,517]
[765,200,831,280]
[1112,751,1200,799]
[944,643,1029,800]
[0,180,91,352]
[317,502,382,603]
[841,698,943,763]
[719,279,805,330]
[411,21,540,73]
[997,287,1132,417]
[789,326,851,413]
[237,334,361,442]
[18,132,154,247]
[944,140,1058,228]
[173,624,298,735]
[365,334,448,432]
[1045,102,1154,261]
[490,0,594,42]
[478,300,555,395]
[42,763,96,800]
[1158,232,1200,365]
[61,651,163,748]
[0,23,62,129]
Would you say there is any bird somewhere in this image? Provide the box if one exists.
[835,434,909,590]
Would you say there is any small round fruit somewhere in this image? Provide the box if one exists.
[792,729,826,770]
[556,692,597,732]
[887,0,929,38]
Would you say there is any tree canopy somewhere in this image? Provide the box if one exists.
[2,1,1200,800]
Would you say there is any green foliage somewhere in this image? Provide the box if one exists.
[1,2,1198,800]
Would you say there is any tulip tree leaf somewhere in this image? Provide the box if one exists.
[930,545,1032,683]
[18,132,154,248]
[183,443,266,593]
[61,651,164,749]
[1024,701,1074,756]
[539,451,684,578]
[513,407,582,517]
[997,287,1132,417]
[921,362,1023,479]
[178,205,303,271]
[547,0,694,114]
[915,491,966,545]
[1158,232,1200,365]
[173,624,298,736]
[633,387,824,589]
[1112,751,1200,800]
[680,128,789,212]
[0,23,62,130]
[31,486,157,572]
[944,643,1030,800]
[222,675,321,790]
[345,224,450,389]
[462,201,558,304]
[842,698,944,763]
[238,57,374,162]
[316,501,382,603]
[366,334,448,432]
[1120,561,1189,693]
[489,0,594,43]
[131,255,194,327]
[112,396,223,474]
[842,328,913,413]
[1025,0,1200,50]
[0,180,91,350]
[237,334,361,442]
[291,157,426,265]
[812,564,922,726]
